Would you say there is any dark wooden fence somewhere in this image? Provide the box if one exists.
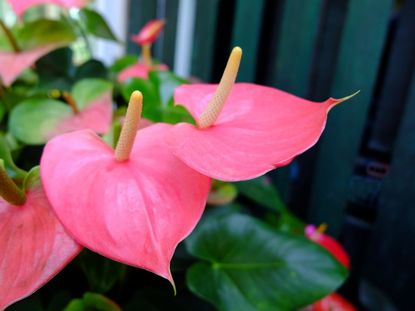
[126,0,415,309]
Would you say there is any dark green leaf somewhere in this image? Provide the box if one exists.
[64,293,121,311]
[78,9,118,41]
[79,251,126,294]
[236,176,287,213]
[186,214,348,311]
[75,60,108,80]
[0,101,5,122]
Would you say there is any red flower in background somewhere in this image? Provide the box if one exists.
[7,0,87,16]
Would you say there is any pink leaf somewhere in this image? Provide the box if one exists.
[130,20,165,46]
[167,83,344,181]
[7,0,87,16]
[0,172,81,310]
[0,44,57,87]
[40,123,211,284]
[117,63,168,82]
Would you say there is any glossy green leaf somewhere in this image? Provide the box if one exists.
[236,176,287,213]
[71,79,112,109]
[79,251,126,294]
[121,77,162,121]
[75,59,108,80]
[9,98,71,144]
[64,293,121,311]
[110,55,138,73]
[16,19,76,50]
[78,9,118,41]
[186,214,348,311]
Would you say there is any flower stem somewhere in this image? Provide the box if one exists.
[198,47,242,129]
[142,44,152,66]
[0,20,20,53]
[0,166,26,205]
[115,91,143,161]
[62,91,80,114]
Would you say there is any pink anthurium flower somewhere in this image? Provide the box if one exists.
[40,91,211,287]
[130,19,166,46]
[7,0,88,16]
[118,62,168,82]
[0,167,81,310]
[0,44,57,87]
[311,292,357,311]
[167,47,357,181]
[118,20,167,82]
[305,224,350,268]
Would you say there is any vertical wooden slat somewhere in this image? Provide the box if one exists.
[364,63,415,311]
[190,0,220,81]
[127,0,157,55]
[267,0,324,202]
[309,0,394,234]
[270,0,324,97]
[160,0,179,68]
[231,0,265,82]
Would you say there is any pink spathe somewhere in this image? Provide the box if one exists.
[168,83,343,181]
[8,0,87,16]
[0,181,81,310]
[117,63,168,82]
[0,45,56,87]
[40,123,211,285]
[130,20,165,46]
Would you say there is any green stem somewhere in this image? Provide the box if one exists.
[0,20,20,53]
[0,166,26,205]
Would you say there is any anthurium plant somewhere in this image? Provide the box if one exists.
[0,2,356,311]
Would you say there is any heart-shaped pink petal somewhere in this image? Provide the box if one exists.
[117,63,168,82]
[168,83,342,181]
[8,0,87,16]
[0,171,81,310]
[0,45,57,87]
[40,123,211,284]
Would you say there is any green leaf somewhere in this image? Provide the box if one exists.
[16,19,76,50]
[71,78,112,109]
[236,176,287,213]
[0,101,5,123]
[78,9,118,41]
[110,55,138,73]
[121,78,162,121]
[9,98,71,145]
[186,214,348,311]
[64,293,121,311]
[0,134,26,182]
[75,59,108,80]
[79,251,126,294]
